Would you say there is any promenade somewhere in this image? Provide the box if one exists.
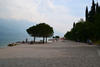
[0,40,100,67]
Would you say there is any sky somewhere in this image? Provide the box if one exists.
[0,0,100,36]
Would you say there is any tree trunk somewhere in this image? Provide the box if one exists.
[34,36,35,43]
[43,37,45,44]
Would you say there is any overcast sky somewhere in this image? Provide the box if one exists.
[0,0,100,35]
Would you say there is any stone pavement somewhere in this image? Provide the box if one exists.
[0,40,100,67]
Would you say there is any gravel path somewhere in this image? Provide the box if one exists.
[0,40,100,67]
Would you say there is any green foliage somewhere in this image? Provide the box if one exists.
[64,1,100,43]
[88,0,95,22]
[53,36,60,38]
[94,40,100,45]
[55,36,60,38]
[36,23,54,37]
[65,21,94,42]
[94,10,100,40]
[26,23,54,43]
[8,43,18,47]
[27,26,37,37]
[86,6,88,21]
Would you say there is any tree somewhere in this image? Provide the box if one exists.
[55,36,60,38]
[36,23,54,43]
[26,26,37,43]
[65,0,100,43]
[27,23,54,44]
[94,6,100,40]
[64,20,95,42]
[53,36,60,41]
[88,0,96,22]
[86,6,88,21]
[73,22,76,28]
[96,2,99,13]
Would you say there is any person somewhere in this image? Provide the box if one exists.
[87,39,92,45]
[26,38,28,43]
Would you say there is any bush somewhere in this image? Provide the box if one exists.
[8,43,18,47]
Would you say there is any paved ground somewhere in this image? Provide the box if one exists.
[0,40,100,67]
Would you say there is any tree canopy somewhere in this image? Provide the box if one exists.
[26,23,54,43]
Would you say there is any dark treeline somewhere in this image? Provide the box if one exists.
[64,0,100,43]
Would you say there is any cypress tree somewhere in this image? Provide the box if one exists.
[86,6,88,21]
[88,0,96,22]
[91,0,95,14]
[73,22,76,28]
[96,2,99,14]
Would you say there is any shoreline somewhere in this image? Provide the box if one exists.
[0,40,98,58]
[0,40,53,48]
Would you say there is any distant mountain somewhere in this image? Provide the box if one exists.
[0,18,64,42]
[0,18,35,41]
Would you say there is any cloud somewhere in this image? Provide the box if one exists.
[0,0,80,35]
[0,0,42,22]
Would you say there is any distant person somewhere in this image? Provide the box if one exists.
[26,38,28,43]
[87,39,92,45]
